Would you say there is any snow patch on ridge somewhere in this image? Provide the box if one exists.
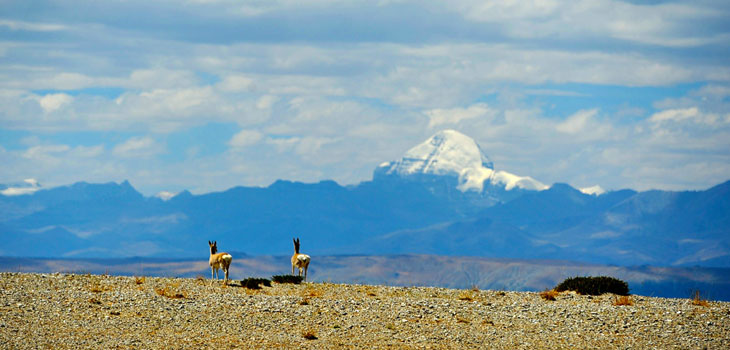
[580,185,606,196]
[491,171,548,191]
[1,178,42,196]
[155,191,179,201]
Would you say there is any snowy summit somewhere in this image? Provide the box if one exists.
[377,130,548,192]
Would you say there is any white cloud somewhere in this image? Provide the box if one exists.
[650,107,730,127]
[38,73,96,91]
[23,144,72,160]
[38,93,73,113]
[69,145,105,158]
[126,69,200,90]
[293,136,338,157]
[266,136,301,152]
[456,0,560,22]
[217,75,255,92]
[0,19,68,32]
[556,109,598,134]
[229,129,263,148]
[426,103,491,128]
[112,137,163,158]
[138,87,214,112]
[649,107,700,124]
[454,0,726,48]
[256,95,279,110]
[263,75,347,96]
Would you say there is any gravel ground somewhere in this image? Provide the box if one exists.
[1,272,729,349]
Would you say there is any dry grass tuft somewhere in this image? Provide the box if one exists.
[302,330,318,340]
[155,282,186,299]
[134,276,145,285]
[457,290,474,302]
[195,275,206,286]
[456,316,470,324]
[613,295,634,306]
[691,291,710,307]
[363,286,377,297]
[540,289,559,301]
[304,286,324,298]
[89,283,112,293]
[88,298,102,305]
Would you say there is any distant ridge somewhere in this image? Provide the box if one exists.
[1,131,728,270]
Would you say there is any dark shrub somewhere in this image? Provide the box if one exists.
[272,275,304,284]
[241,278,272,289]
[555,276,629,296]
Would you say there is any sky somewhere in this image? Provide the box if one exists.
[1,0,729,196]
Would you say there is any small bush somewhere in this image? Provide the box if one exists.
[613,295,634,306]
[241,278,272,289]
[555,276,629,296]
[540,289,559,301]
[134,276,145,285]
[272,275,304,284]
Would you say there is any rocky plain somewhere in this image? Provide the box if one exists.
[1,272,729,349]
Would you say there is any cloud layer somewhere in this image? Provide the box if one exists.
[1,0,729,194]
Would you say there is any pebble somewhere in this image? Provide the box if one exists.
[0,272,728,349]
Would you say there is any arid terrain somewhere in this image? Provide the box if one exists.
[1,272,729,349]
[2,254,729,300]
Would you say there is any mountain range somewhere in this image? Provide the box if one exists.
[1,130,729,268]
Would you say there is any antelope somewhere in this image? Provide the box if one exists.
[208,240,233,284]
[291,237,311,281]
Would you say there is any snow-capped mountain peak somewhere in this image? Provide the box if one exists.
[385,129,493,176]
[377,129,547,192]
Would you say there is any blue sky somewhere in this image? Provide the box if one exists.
[1,0,729,195]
